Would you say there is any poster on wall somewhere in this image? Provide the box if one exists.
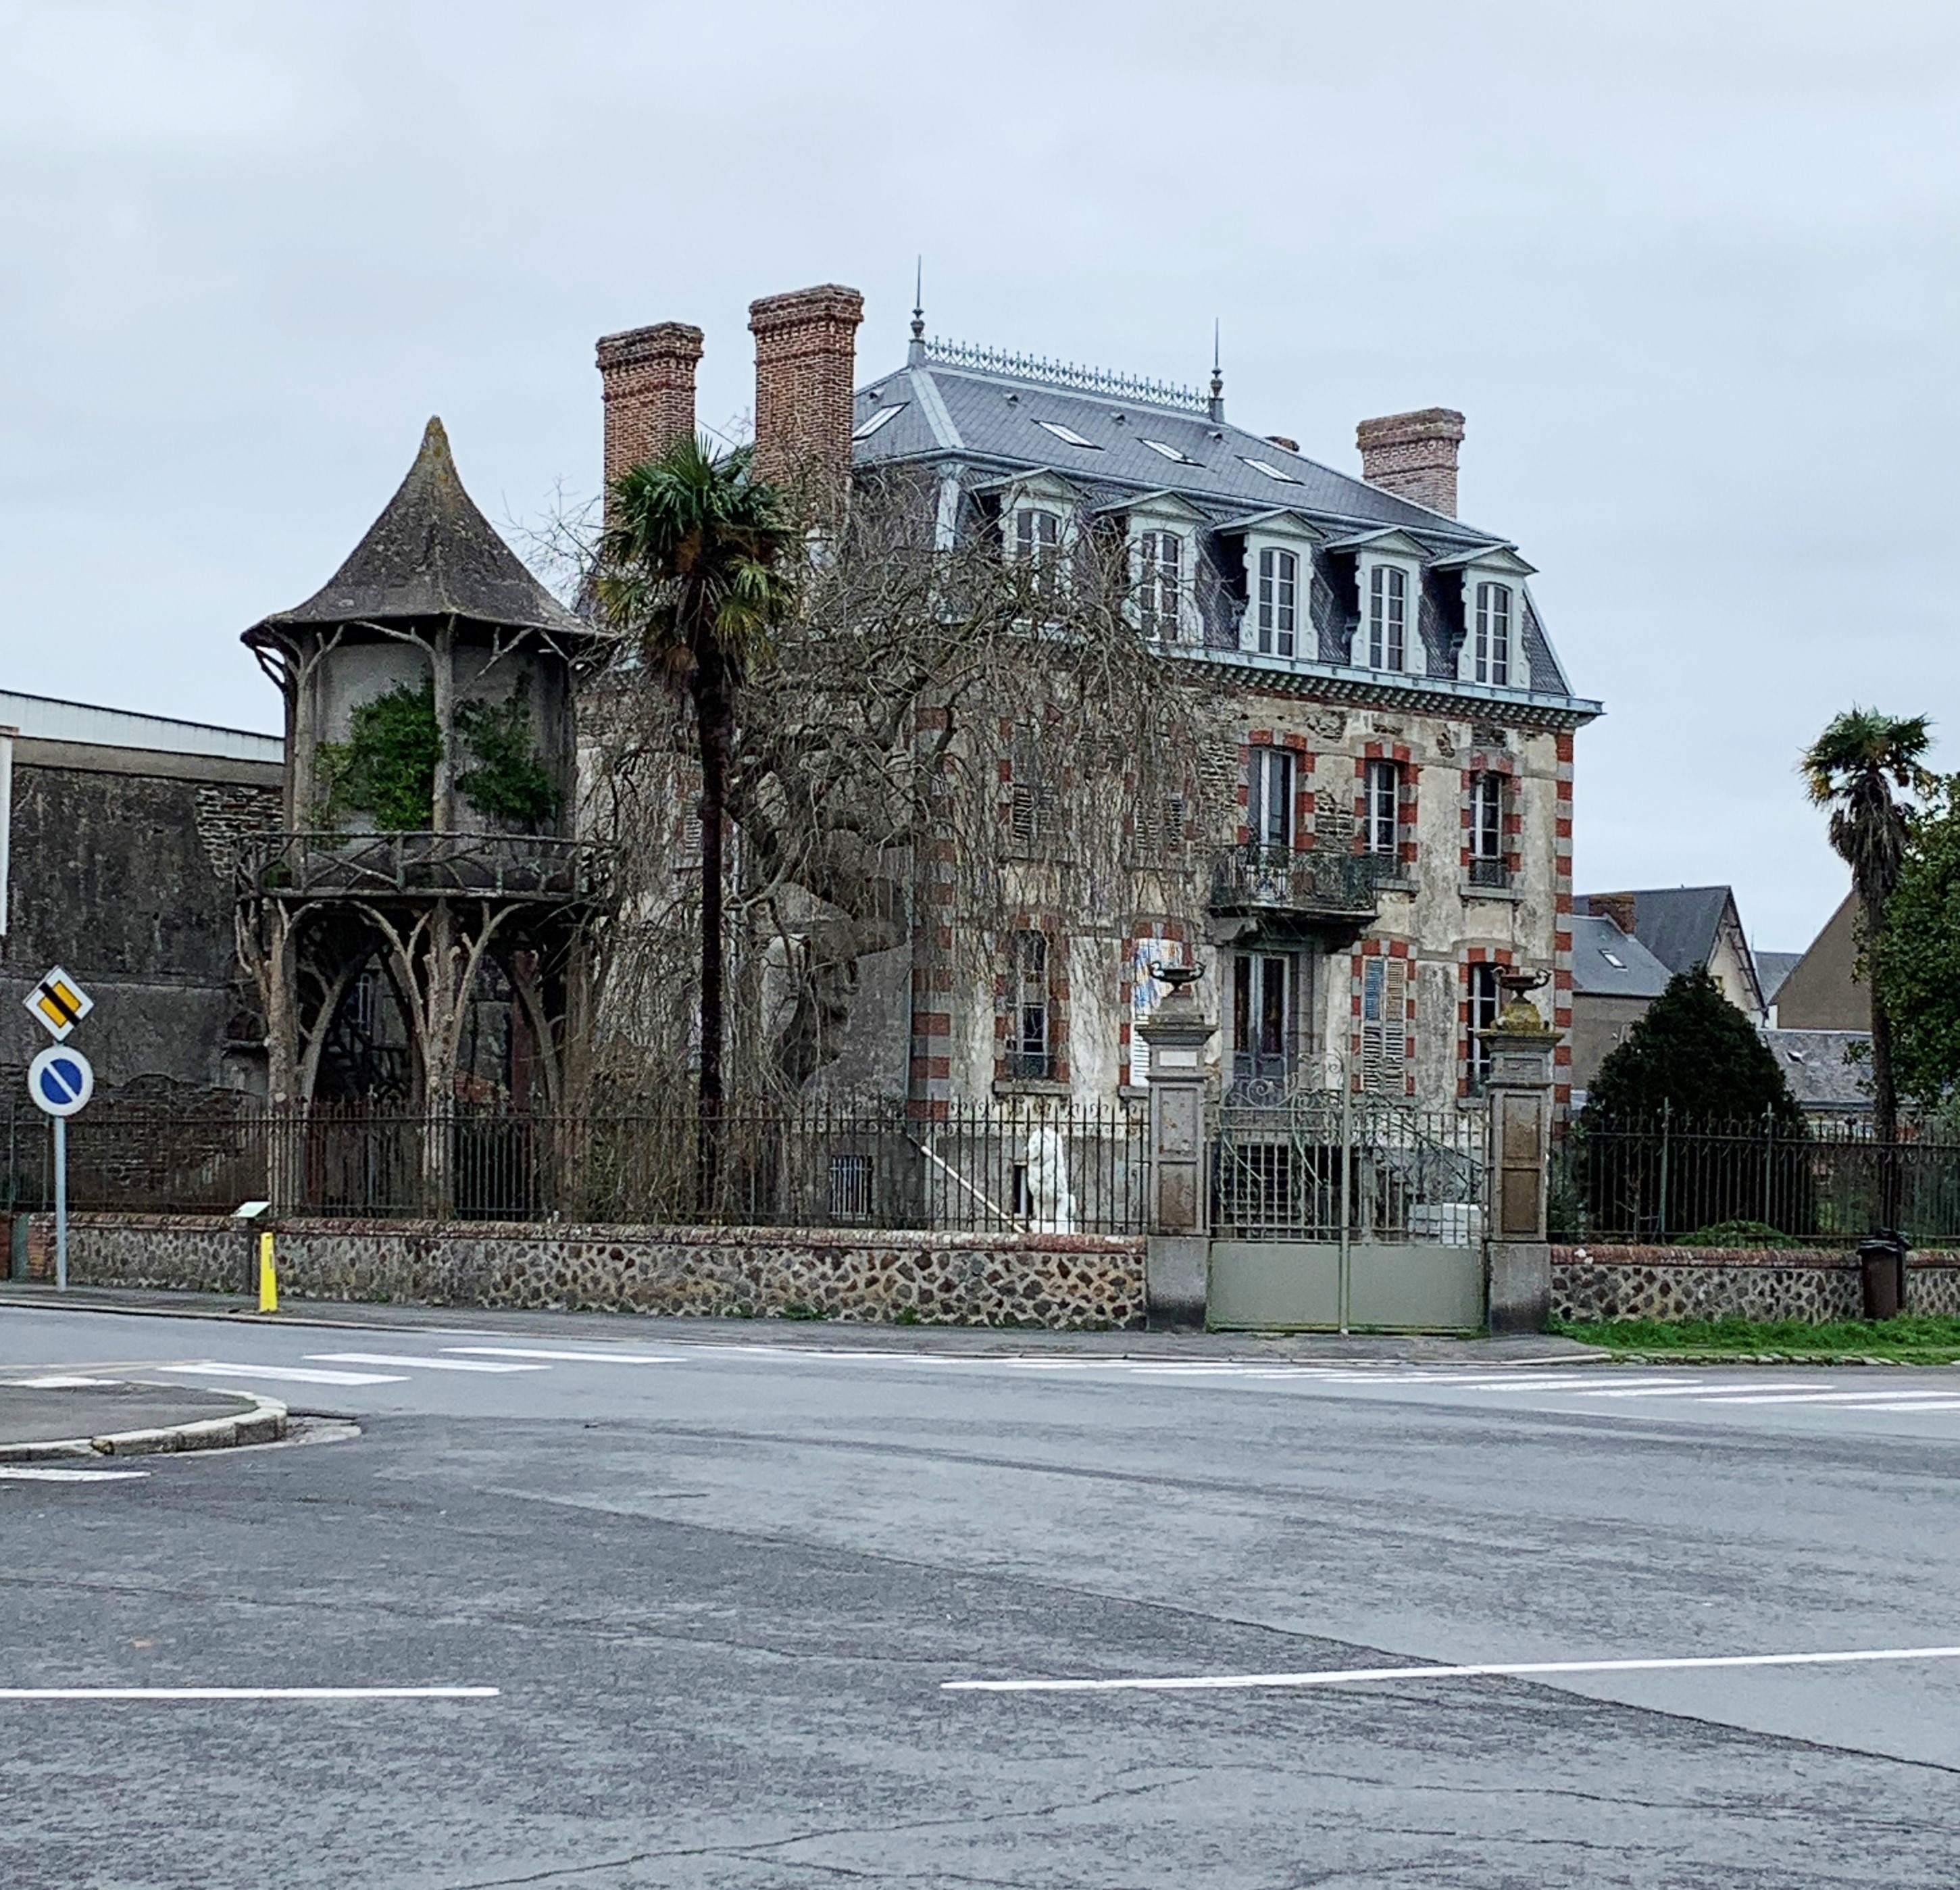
[1129,935,1186,1085]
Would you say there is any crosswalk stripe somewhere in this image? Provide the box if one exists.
[1691,1389,1945,1406]
[157,1362,406,1387]
[1566,1383,1810,1399]
[441,1347,684,1365]
[305,1353,549,1374]
[0,1466,151,1482]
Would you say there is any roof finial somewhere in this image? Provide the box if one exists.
[908,257,927,365]
[1207,320,1225,423]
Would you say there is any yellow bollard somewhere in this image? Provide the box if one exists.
[257,1229,278,1314]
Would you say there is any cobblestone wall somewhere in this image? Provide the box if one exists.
[1553,1245,1960,1323]
[22,1214,1146,1330]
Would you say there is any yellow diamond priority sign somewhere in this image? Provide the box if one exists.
[24,966,93,1043]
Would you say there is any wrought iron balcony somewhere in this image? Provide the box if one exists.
[1209,844,1390,922]
[238,831,609,905]
[1467,856,1513,891]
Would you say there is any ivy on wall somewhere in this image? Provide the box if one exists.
[316,678,559,832]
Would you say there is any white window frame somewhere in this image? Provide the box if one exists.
[1253,545,1299,658]
[1453,557,1535,691]
[1363,757,1399,857]
[1473,580,1513,687]
[1247,745,1295,852]
[1469,772,1504,861]
[1351,553,1427,675]
[1135,527,1186,642]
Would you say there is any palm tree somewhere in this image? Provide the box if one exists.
[1802,707,1932,1216]
[597,437,798,1206]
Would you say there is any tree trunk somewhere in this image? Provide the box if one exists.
[1866,891,1901,1230]
[430,618,456,835]
[693,647,731,1217]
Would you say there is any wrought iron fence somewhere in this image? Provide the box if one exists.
[1211,1092,1485,1245]
[1,1095,1149,1235]
[1552,1110,1960,1245]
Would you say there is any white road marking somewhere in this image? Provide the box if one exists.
[156,1362,407,1387]
[1692,1389,1955,1406]
[0,1685,499,1702]
[440,1347,684,1365]
[305,1353,549,1374]
[1823,1399,1960,1413]
[944,1643,1960,1695]
[0,1466,150,1482]
[1566,1383,1814,1399]
[6,1374,116,1389]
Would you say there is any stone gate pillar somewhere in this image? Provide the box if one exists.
[1136,968,1216,1329]
[1480,976,1559,1334]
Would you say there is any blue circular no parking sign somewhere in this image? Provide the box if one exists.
[28,1045,94,1118]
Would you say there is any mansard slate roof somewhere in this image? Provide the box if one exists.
[247,417,590,644]
[851,339,1597,720]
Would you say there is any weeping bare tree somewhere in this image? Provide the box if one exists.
[566,458,1226,1114]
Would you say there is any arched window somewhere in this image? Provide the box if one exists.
[1256,547,1297,657]
[1368,565,1408,671]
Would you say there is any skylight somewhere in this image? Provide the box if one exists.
[1140,439,1197,464]
[851,403,907,440]
[1600,951,1626,969]
[1034,420,1101,449]
[1240,457,1301,483]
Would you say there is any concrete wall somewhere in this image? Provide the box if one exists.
[22,1213,1147,1329]
[1553,1243,1960,1323]
[1568,992,1651,1097]
[1,741,282,1095]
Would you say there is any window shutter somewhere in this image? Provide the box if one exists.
[1361,958,1409,1093]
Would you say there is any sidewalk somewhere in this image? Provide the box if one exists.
[0,1376,287,1461]
[0,1281,1604,1364]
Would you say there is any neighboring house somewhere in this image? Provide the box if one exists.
[0,690,283,1100]
[1576,885,1766,1022]
[1567,909,1672,1106]
[1755,949,1803,1015]
[595,287,1603,1112]
[1769,893,1868,1030]
[1761,1026,1870,1121]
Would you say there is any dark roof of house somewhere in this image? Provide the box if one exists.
[1570,913,1672,999]
[1578,886,1738,980]
[1755,951,1803,1005]
[246,418,591,644]
[1761,1028,1871,1112]
[852,345,1512,547]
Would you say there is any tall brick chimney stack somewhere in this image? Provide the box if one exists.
[595,321,705,497]
[748,284,864,517]
[1356,407,1466,518]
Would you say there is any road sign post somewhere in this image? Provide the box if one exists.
[28,1043,95,1293]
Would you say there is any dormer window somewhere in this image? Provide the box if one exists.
[1368,564,1408,672]
[1034,420,1100,449]
[1136,530,1184,640]
[1255,547,1297,657]
[1474,582,1513,685]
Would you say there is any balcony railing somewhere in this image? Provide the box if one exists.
[1209,845,1390,922]
[239,831,609,904]
[1467,856,1512,891]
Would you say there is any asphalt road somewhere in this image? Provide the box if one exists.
[3,1303,1957,1888]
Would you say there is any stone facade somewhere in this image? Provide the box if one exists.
[1553,1244,1960,1324]
[23,1213,1146,1330]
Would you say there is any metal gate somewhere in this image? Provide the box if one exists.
[1208,1091,1487,1332]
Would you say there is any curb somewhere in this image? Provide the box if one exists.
[0,1390,288,1464]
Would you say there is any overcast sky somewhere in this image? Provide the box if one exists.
[3,0,1955,950]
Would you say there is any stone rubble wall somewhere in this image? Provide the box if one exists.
[20,1214,1146,1331]
[1553,1244,1960,1324]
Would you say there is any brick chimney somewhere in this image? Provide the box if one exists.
[595,321,705,495]
[748,283,864,516]
[1587,892,1638,938]
[1356,407,1466,518]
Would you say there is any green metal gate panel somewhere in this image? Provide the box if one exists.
[1207,1241,1341,1330]
[1347,1243,1484,1332]
[1207,1240,1484,1333]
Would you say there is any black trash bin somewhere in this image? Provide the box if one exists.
[1857,1231,1908,1322]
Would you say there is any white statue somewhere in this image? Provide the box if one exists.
[1024,1121,1076,1234]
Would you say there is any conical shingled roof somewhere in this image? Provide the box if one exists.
[246,417,591,643]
